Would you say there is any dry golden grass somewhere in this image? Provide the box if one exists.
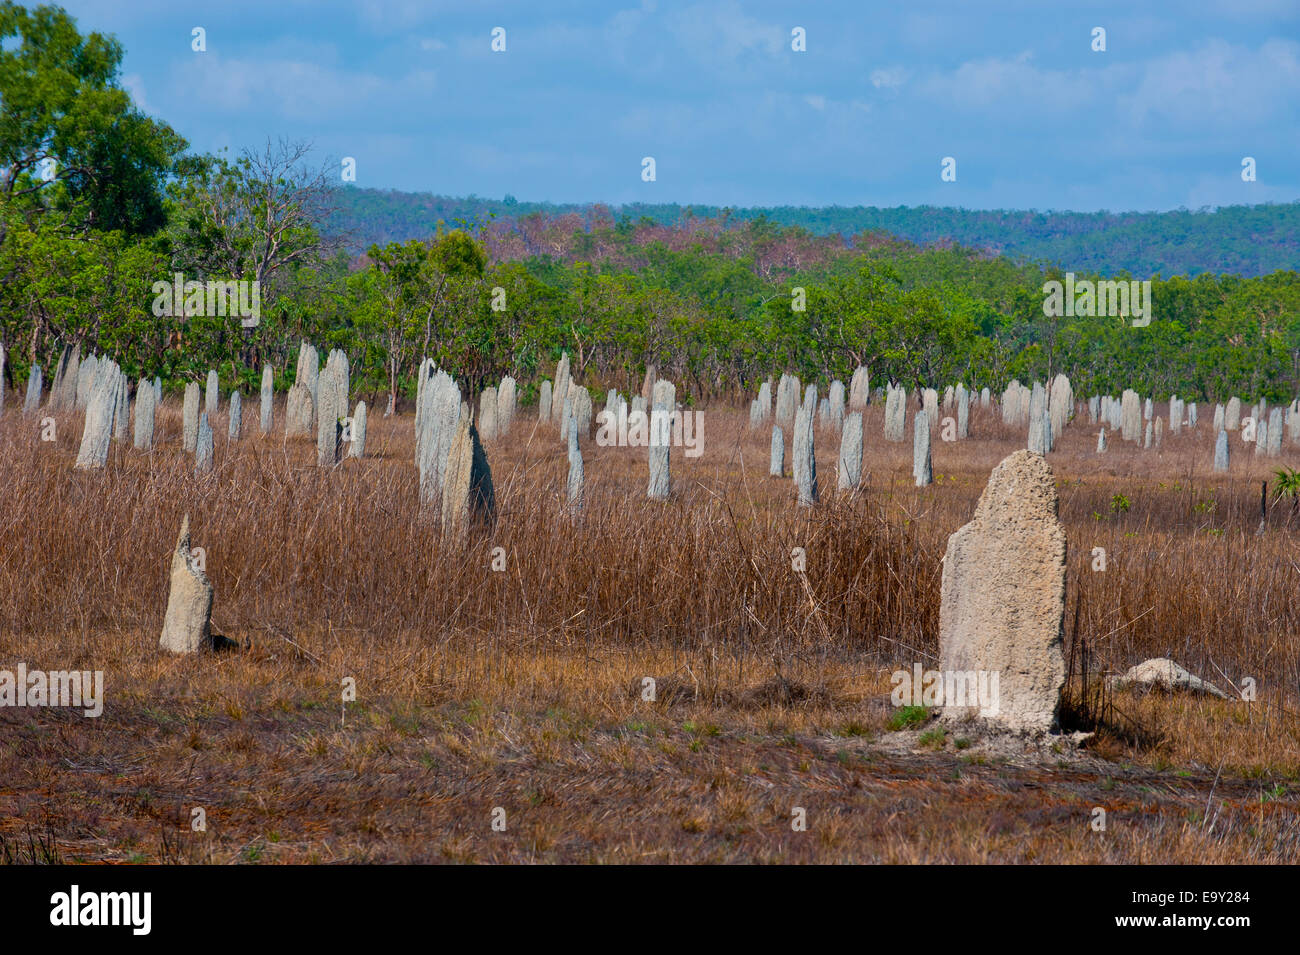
[0,395,1297,863]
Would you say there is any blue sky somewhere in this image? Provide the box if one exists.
[57,0,1300,212]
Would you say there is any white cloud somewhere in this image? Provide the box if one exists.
[911,38,1299,140]
[919,51,1106,113]
[176,54,433,122]
[121,73,153,115]
[870,67,908,91]
[1118,38,1300,128]
[804,94,826,110]
[665,0,785,73]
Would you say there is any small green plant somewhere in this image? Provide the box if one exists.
[1261,783,1288,803]
[888,705,929,730]
[918,727,947,749]
[1110,493,1131,513]
[1272,468,1300,513]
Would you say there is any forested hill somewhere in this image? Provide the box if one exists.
[324,188,1300,278]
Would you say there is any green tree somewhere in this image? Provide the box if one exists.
[0,2,184,240]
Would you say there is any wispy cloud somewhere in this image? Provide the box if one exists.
[121,73,153,115]
[176,54,434,122]
[870,67,908,91]
[1118,39,1300,128]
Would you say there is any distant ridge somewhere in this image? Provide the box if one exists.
[324,188,1300,278]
